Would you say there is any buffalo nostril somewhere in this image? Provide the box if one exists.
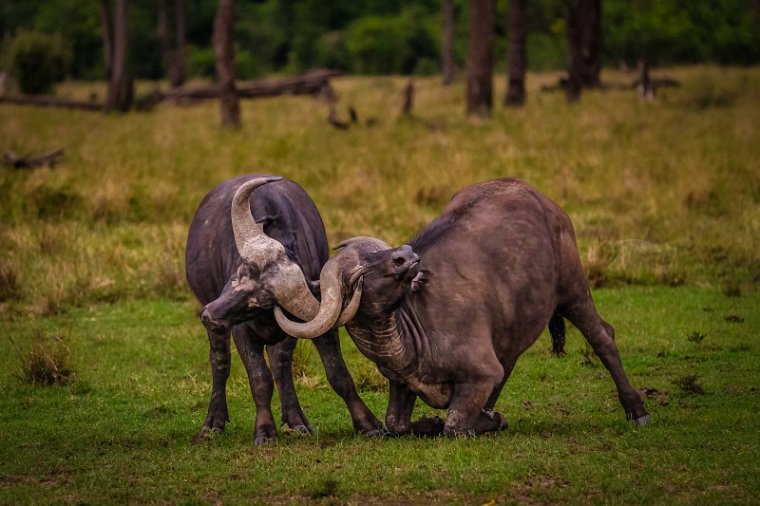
[392,245,419,267]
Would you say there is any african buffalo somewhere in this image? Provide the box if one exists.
[185,175,382,444]
[275,178,651,436]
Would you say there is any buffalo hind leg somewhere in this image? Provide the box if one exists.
[194,330,231,442]
[563,298,651,425]
[232,327,278,445]
[478,356,520,432]
[267,337,312,435]
[312,330,385,436]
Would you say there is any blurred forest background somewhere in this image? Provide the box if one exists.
[2,0,759,83]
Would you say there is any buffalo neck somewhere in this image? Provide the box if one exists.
[346,301,425,382]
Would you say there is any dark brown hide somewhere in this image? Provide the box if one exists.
[185,175,382,443]
[297,179,650,436]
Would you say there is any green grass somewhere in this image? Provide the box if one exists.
[0,286,758,504]
[1,66,759,503]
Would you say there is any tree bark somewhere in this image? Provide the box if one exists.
[173,0,187,87]
[566,0,602,94]
[213,0,240,128]
[158,0,187,88]
[97,0,113,80]
[442,0,455,86]
[105,0,133,112]
[466,0,495,118]
[504,0,527,106]
[158,0,171,81]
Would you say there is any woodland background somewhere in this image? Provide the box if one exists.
[1,0,758,82]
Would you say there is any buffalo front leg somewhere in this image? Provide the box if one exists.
[385,380,417,435]
[444,378,506,437]
[312,330,385,436]
[195,330,231,441]
[232,327,278,445]
[563,299,650,425]
[267,337,312,434]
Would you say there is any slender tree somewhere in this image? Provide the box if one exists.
[213,0,240,128]
[442,0,455,85]
[158,0,187,88]
[466,0,495,118]
[174,0,187,87]
[504,0,527,106]
[97,0,113,80]
[101,0,133,112]
[565,0,602,103]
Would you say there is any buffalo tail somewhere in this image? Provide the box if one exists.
[548,312,566,356]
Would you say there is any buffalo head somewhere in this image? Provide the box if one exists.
[200,177,324,331]
[273,236,422,339]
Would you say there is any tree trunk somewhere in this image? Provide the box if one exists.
[466,0,495,118]
[173,0,187,87]
[97,0,113,80]
[105,0,133,112]
[504,0,527,106]
[158,0,187,88]
[213,0,240,128]
[566,0,602,93]
[442,0,455,86]
[158,0,171,82]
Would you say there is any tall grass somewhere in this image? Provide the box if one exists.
[1,66,758,315]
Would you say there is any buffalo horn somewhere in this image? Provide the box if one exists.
[230,176,320,321]
[273,257,359,339]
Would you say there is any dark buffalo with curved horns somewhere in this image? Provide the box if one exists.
[185,174,383,444]
[276,178,651,436]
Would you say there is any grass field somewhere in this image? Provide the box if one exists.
[1,66,759,504]
[1,287,758,504]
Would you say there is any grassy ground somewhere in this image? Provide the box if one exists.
[1,66,759,503]
[0,287,758,504]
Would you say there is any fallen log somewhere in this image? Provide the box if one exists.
[3,149,64,169]
[0,95,102,111]
[0,70,342,111]
[161,69,342,104]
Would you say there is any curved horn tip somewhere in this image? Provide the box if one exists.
[273,305,320,340]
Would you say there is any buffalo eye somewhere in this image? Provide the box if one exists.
[393,257,406,267]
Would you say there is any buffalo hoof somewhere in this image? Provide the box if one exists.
[282,423,313,436]
[443,427,476,438]
[254,434,278,446]
[362,427,388,438]
[192,426,223,444]
[473,409,508,434]
[411,415,445,437]
[254,424,278,445]
[634,414,652,427]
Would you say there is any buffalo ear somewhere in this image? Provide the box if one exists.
[411,271,428,292]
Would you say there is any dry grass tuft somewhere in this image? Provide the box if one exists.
[13,333,73,386]
[0,262,21,302]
